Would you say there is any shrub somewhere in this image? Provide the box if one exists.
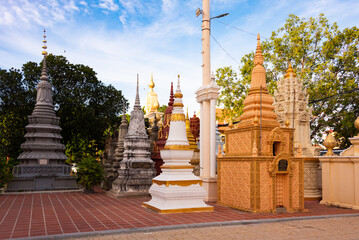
[76,156,104,193]
[0,157,14,189]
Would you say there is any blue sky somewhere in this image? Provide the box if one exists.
[1,0,359,115]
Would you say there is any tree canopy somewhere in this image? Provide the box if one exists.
[0,54,127,161]
[216,14,359,147]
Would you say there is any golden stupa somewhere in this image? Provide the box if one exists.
[145,73,163,126]
[217,34,304,213]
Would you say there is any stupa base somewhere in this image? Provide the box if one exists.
[143,183,214,213]
[142,203,213,213]
[106,190,151,199]
[6,175,78,192]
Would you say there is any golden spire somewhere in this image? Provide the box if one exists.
[174,74,183,100]
[145,73,159,114]
[238,33,278,125]
[284,62,296,78]
[253,34,263,66]
[42,29,48,56]
[186,106,198,150]
[149,73,155,90]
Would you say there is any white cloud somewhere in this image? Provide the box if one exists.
[98,0,119,11]
[1,0,359,115]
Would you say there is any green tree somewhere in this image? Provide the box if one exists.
[158,104,167,113]
[0,54,128,160]
[216,14,359,147]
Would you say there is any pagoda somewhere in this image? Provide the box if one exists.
[217,35,304,213]
[274,64,320,200]
[143,76,213,213]
[109,75,156,197]
[7,30,77,191]
[152,82,174,175]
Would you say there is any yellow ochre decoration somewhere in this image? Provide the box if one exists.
[42,29,48,56]
[152,179,202,187]
[284,62,297,78]
[171,113,186,122]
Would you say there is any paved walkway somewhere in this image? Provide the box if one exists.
[68,216,359,240]
[1,191,359,240]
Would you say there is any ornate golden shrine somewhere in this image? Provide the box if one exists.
[217,35,304,213]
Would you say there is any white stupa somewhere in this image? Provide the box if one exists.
[143,75,213,213]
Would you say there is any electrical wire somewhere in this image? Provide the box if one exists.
[210,33,241,65]
[214,19,269,39]
[309,88,359,104]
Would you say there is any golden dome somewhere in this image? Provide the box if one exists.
[284,62,296,78]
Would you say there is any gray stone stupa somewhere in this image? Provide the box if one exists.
[6,30,78,191]
[109,75,156,198]
[102,105,128,190]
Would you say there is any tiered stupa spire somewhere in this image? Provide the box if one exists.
[110,75,155,197]
[238,34,279,126]
[102,104,128,191]
[7,29,77,191]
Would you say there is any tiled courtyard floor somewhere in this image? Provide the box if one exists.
[1,190,358,240]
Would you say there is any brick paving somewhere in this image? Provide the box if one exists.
[0,191,359,239]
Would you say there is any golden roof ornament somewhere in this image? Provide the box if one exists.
[323,131,337,156]
[285,119,290,128]
[145,73,159,114]
[253,34,264,66]
[42,29,48,56]
[228,120,234,129]
[149,73,155,90]
[355,116,359,137]
[284,62,296,78]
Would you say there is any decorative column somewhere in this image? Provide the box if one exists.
[195,0,220,202]
[143,76,213,213]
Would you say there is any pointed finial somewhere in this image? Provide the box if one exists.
[134,74,141,110]
[174,75,183,99]
[40,29,49,82]
[149,73,155,89]
[121,103,127,124]
[186,107,189,119]
[42,29,48,56]
[167,82,174,107]
[285,119,290,128]
[284,62,296,78]
[253,33,264,66]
